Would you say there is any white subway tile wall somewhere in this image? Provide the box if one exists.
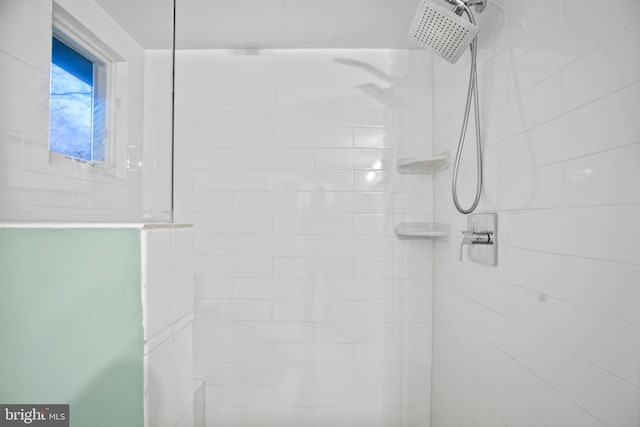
[174,49,434,427]
[431,1,640,426]
[143,227,195,427]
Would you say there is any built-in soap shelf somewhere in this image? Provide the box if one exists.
[396,151,450,174]
[395,222,449,240]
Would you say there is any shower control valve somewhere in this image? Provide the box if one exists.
[458,213,498,266]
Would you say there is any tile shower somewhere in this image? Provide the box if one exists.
[1,0,638,426]
[431,1,640,426]
[172,50,436,426]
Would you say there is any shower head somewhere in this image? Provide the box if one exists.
[409,0,481,64]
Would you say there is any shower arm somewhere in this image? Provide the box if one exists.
[447,0,487,14]
[465,0,487,12]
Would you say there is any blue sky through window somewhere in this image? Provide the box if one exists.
[50,37,103,162]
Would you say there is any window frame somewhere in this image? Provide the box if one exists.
[50,7,118,172]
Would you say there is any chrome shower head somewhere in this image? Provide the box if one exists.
[409,0,481,64]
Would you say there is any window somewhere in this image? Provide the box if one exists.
[49,26,109,163]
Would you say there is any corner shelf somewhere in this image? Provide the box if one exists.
[397,151,449,174]
[395,222,449,240]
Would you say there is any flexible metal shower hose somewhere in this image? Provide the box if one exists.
[451,5,483,214]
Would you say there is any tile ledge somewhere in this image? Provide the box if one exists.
[0,222,193,229]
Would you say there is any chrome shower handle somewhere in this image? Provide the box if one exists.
[458,229,492,261]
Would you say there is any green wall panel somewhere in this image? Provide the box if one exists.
[0,228,143,427]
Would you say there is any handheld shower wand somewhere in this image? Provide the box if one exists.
[409,0,486,214]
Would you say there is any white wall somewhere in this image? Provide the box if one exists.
[431,0,640,426]
[174,49,434,427]
[0,0,161,221]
